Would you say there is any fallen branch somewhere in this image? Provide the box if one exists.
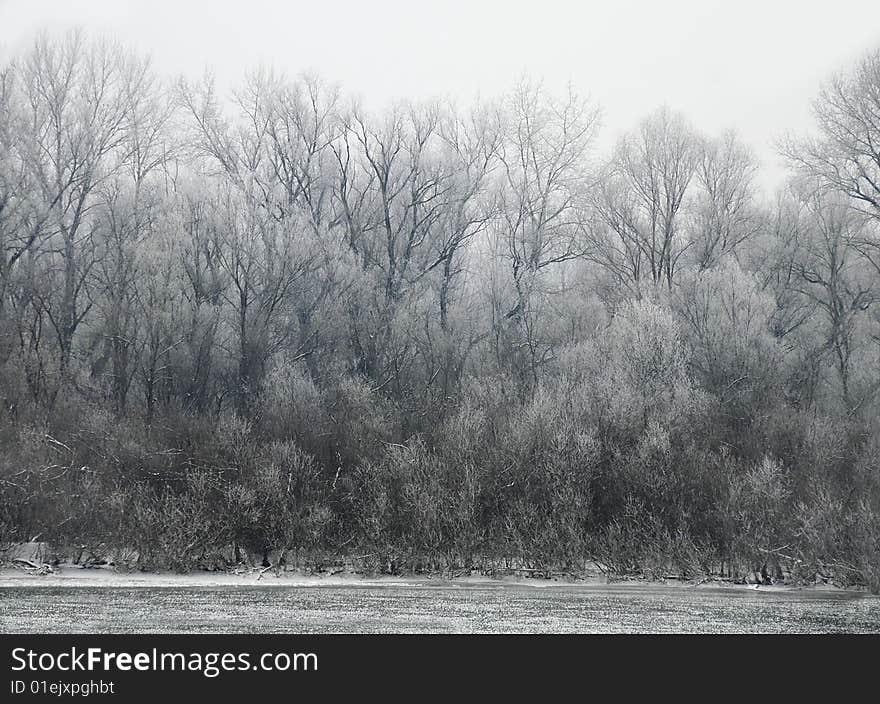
[11,558,53,573]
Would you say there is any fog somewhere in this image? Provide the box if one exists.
[3,0,880,192]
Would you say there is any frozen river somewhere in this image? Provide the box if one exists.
[2,582,878,633]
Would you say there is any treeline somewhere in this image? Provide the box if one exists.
[1,32,879,588]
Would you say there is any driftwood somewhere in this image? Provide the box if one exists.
[688,576,734,587]
[257,548,289,580]
[11,557,53,574]
[484,566,555,579]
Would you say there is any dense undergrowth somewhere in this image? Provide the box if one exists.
[2,299,878,592]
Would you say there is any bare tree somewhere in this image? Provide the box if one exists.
[329,101,458,394]
[493,80,599,390]
[0,60,40,325]
[788,187,877,412]
[498,80,598,304]
[91,62,174,415]
[691,130,762,270]
[14,32,147,390]
[407,102,500,408]
[782,50,880,293]
[592,106,699,291]
[180,72,331,414]
[431,102,500,332]
[783,50,880,221]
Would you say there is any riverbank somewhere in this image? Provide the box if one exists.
[0,561,860,594]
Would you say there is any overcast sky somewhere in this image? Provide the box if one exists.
[2,0,879,192]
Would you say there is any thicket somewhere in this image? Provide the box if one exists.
[1,32,879,590]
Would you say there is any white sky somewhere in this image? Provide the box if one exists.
[2,0,879,192]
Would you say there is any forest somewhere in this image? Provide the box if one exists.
[1,31,879,590]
